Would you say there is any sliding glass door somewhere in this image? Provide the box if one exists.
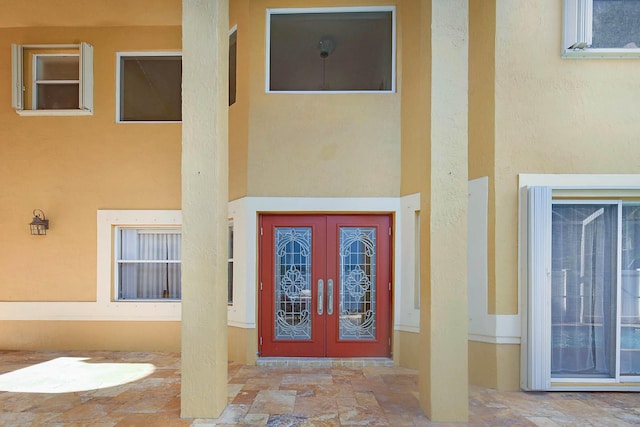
[550,201,640,381]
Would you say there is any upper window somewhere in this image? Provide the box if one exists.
[266,7,396,92]
[117,53,182,123]
[229,28,237,106]
[11,43,93,115]
[563,0,640,58]
[228,221,234,304]
[115,227,181,301]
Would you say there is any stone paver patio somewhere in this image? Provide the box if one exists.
[1,351,639,426]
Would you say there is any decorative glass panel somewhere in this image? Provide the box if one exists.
[339,227,376,340]
[621,205,640,375]
[274,227,312,340]
[551,204,617,378]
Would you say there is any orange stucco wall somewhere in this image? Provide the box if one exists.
[229,0,250,201]
[0,26,182,302]
[0,25,182,350]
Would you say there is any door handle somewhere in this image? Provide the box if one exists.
[327,279,334,315]
[317,279,324,315]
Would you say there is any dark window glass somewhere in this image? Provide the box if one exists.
[120,56,182,121]
[269,10,393,91]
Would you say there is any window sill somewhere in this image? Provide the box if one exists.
[266,90,396,94]
[16,109,93,117]
[116,120,181,124]
[562,48,640,59]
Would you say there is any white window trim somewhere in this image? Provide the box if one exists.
[228,220,234,305]
[519,174,640,391]
[562,0,640,58]
[227,196,404,331]
[115,51,182,124]
[265,6,397,94]
[12,43,94,115]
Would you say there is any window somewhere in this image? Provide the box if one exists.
[228,221,234,304]
[563,0,640,57]
[11,43,93,115]
[117,53,182,122]
[115,227,181,301]
[229,28,237,106]
[266,7,396,92]
[522,184,640,390]
[414,211,421,309]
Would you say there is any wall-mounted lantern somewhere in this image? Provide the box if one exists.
[29,209,49,235]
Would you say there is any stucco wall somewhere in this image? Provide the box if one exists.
[469,0,497,314]
[472,1,640,391]
[0,321,181,351]
[0,26,182,303]
[494,1,640,315]
[0,25,182,349]
[0,1,180,29]
[229,0,250,201]
[245,0,401,198]
[400,0,430,197]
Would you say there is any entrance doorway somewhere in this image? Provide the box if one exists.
[259,214,392,357]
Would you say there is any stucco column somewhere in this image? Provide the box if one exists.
[181,0,229,419]
[419,0,469,422]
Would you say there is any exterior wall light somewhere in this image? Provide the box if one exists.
[29,209,49,235]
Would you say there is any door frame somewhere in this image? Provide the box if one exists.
[258,213,393,358]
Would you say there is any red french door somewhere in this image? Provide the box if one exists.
[259,214,391,357]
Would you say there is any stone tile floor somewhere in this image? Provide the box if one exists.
[1,351,639,426]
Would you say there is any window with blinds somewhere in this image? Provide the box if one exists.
[115,227,181,300]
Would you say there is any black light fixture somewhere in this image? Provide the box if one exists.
[29,209,49,235]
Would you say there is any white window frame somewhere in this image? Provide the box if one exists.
[11,43,93,115]
[115,52,182,124]
[97,210,182,307]
[519,174,640,391]
[229,25,238,107]
[228,220,234,305]
[114,226,182,302]
[562,0,640,58]
[32,53,80,111]
[265,6,397,94]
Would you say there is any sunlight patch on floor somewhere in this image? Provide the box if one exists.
[0,357,155,393]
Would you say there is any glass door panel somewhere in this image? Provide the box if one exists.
[326,216,391,357]
[259,216,326,357]
[274,227,312,340]
[339,227,377,341]
[551,203,617,378]
[621,205,640,376]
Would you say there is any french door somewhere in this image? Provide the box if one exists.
[258,214,391,357]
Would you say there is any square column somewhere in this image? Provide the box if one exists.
[419,0,469,422]
[181,0,229,419]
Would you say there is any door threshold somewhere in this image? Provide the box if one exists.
[256,357,394,367]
